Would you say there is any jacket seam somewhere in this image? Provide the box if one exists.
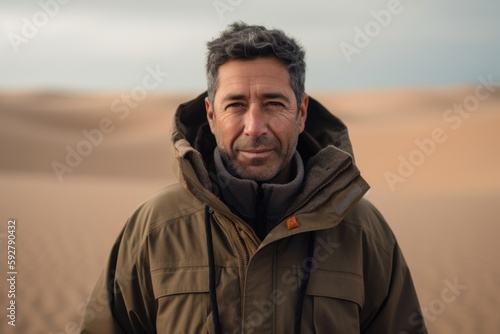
[144,205,205,237]
[341,219,394,257]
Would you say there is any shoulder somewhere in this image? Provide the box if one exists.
[136,183,204,226]
[342,198,397,255]
[120,183,205,251]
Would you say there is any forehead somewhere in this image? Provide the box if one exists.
[216,57,292,97]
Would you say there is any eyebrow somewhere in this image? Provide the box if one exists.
[261,92,291,104]
[221,94,246,102]
[221,92,291,104]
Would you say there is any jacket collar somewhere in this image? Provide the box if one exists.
[170,91,369,236]
[213,148,305,237]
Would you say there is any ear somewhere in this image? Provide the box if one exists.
[205,97,216,134]
[297,94,308,134]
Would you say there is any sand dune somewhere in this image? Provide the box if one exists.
[1,87,499,333]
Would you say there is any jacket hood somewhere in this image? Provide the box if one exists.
[170,91,364,220]
[171,91,354,163]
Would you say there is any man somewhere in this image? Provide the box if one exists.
[81,22,427,333]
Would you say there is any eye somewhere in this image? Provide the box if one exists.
[225,102,246,111]
[267,101,283,106]
[264,101,286,111]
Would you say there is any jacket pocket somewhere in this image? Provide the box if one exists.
[151,266,219,297]
[306,269,364,305]
[151,266,220,334]
[303,269,364,334]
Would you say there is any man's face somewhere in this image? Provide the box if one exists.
[205,57,308,182]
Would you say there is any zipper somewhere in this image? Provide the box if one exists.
[209,158,353,331]
[255,185,266,239]
[230,219,257,333]
[230,220,250,269]
[213,211,253,269]
[215,212,254,332]
[272,243,278,333]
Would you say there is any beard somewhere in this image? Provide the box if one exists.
[218,134,298,182]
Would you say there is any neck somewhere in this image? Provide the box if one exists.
[265,159,294,185]
[213,148,304,240]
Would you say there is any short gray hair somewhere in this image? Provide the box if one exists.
[206,22,306,107]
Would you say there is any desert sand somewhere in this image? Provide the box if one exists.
[1,87,499,333]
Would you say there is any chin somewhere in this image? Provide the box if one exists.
[233,166,271,181]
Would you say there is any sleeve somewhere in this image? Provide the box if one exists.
[360,243,428,334]
[79,224,156,334]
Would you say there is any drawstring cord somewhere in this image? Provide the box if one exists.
[294,231,315,334]
[205,204,315,334]
[204,205,223,334]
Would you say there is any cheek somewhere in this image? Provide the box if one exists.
[269,114,300,141]
[269,114,289,133]
[214,117,241,146]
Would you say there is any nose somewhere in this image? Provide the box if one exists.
[244,103,268,138]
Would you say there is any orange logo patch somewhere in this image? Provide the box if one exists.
[286,216,299,230]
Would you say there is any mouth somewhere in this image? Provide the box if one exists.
[238,148,274,159]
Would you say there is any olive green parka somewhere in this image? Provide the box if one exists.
[80,92,427,334]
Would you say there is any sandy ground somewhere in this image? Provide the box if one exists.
[0,87,499,333]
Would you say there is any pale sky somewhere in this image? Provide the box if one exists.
[1,0,499,92]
